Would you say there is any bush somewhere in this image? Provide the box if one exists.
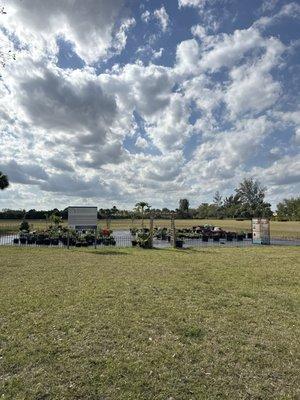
[19,220,30,232]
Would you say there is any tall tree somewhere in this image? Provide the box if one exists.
[135,201,150,227]
[179,199,189,217]
[276,197,300,221]
[236,178,266,206]
[213,191,223,207]
[0,171,9,190]
[235,178,272,218]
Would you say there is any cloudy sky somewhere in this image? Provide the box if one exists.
[0,0,299,210]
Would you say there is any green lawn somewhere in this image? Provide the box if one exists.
[1,246,299,399]
[0,218,299,239]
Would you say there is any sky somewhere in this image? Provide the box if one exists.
[0,0,299,210]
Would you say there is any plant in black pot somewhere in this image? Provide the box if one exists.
[137,230,152,249]
[75,239,82,247]
[175,238,184,248]
[36,233,45,245]
[236,232,244,241]
[50,235,59,246]
[43,236,51,246]
[84,231,95,246]
[27,233,37,245]
[19,235,27,245]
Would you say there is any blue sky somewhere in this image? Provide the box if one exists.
[0,0,299,210]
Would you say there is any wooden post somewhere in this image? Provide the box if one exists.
[149,216,154,248]
[171,214,176,248]
[67,230,70,249]
[94,228,97,249]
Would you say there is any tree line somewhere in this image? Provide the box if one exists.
[0,174,299,221]
[177,179,299,221]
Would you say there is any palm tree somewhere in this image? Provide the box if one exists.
[0,171,9,190]
[135,201,150,228]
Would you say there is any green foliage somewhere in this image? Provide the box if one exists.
[135,201,150,213]
[134,228,152,248]
[235,177,266,206]
[134,202,151,227]
[49,213,62,225]
[276,197,300,221]
[0,171,9,190]
[197,203,219,219]
[179,198,189,216]
[19,220,30,232]
[197,178,272,219]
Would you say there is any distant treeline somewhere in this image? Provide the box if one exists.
[0,179,299,221]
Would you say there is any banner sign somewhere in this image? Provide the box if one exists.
[68,207,97,230]
[252,218,270,245]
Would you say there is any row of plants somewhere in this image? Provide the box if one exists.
[14,220,116,247]
[130,227,184,248]
[129,224,252,249]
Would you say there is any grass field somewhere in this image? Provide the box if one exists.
[1,246,299,399]
[0,218,299,239]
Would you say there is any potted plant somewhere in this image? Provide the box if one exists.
[175,238,184,248]
[50,236,59,246]
[19,234,27,244]
[27,233,37,245]
[137,231,152,248]
[43,236,50,246]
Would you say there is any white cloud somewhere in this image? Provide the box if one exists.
[274,110,300,145]
[153,6,170,32]
[146,93,192,151]
[141,10,151,23]
[3,0,129,63]
[135,137,148,149]
[112,18,136,53]
[175,39,200,75]
[186,116,272,177]
[199,28,264,71]
[225,67,281,117]
[0,1,298,208]
[141,7,169,33]
[152,48,164,59]
[252,155,300,187]
[178,0,206,8]
[254,2,300,30]
[191,24,206,39]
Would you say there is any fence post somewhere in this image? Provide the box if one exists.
[149,216,154,249]
[171,215,176,248]
[94,228,97,249]
[67,230,70,249]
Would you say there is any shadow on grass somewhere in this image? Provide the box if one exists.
[84,250,129,256]
[152,246,207,253]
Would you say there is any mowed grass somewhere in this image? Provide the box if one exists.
[1,246,299,400]
[0,218,299,239]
